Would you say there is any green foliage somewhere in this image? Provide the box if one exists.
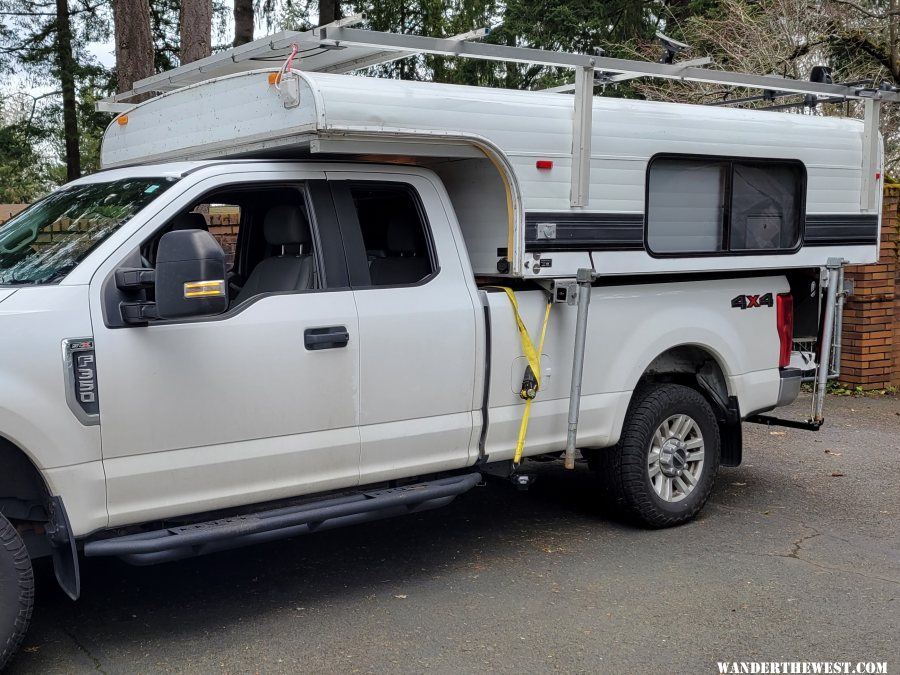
[149,0,181,73]
[824,380,898,397]
[0,117,48,202]
[0,0,114,188]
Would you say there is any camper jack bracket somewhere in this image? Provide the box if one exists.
[745,414,823,432]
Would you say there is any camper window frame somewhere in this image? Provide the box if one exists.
[643,153,807,259]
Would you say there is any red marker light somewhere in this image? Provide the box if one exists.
[876,172,881,180]
[536,160,553,170]
[776,293,794,369]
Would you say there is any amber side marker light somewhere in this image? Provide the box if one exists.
[184,280,226,299]
[117,115,129,126]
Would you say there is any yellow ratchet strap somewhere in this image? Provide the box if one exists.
[492,287,553,465]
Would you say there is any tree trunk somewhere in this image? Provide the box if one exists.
[233,0,254,47]
[55,0,81,181]
[318,0,341,26]
[180,0,213,65]
[112,0,155,94]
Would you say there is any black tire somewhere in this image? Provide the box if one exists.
[0,514,33,672]
[592,383,720,528]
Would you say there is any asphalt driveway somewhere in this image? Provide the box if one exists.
[8,393,899,674]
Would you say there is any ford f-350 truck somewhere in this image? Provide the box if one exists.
[1,24,891,669]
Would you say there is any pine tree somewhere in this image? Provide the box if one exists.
[180,0,212,64]
[112,0,154,92]
[233,0,254,46]
[0,0,111,181]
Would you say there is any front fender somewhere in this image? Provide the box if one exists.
[0,286,101,469]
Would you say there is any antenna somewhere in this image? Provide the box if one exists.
[655,31,691,64]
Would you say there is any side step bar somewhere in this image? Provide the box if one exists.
[84,473,482,566]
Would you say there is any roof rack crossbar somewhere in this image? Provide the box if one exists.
[543,56,714,92]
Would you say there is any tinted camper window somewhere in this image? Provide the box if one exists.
[646,159,726,253]
[646,156,804,256]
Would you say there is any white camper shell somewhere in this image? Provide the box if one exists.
[99,28,890,280]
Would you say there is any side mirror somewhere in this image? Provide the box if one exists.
[155,229,228,319]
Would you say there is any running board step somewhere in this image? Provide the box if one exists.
[84,473,482,566]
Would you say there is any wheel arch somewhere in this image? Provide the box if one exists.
[638,343,732,403]
[0,436,81,599]
[0,436,51,523]
[619,343,743,466]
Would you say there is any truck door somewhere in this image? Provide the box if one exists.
[327,172,480,484]
[89,171,361,527]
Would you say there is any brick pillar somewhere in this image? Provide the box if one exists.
[893,188,900,386]
[839,187,899,389]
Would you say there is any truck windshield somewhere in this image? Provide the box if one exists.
[0,177,178,285]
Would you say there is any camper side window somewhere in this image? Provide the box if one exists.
[647,159,726,253]
[646,156,804,256]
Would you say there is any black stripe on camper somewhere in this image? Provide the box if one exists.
[804,214,879,246]
[525,212,878,251]
[525,212,644,251]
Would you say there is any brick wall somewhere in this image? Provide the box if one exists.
[894,188,900,387]
[0,204,27,223]
[839,187,900,388]
[196,204,240,268]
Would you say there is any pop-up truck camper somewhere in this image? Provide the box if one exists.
[1,18,896,668]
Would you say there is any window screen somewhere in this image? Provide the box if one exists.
[729,162,802,251]
[646,156,804,255]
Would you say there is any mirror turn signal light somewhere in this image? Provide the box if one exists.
[184,280,226,299]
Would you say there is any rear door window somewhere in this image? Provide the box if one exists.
[347,184,436,287]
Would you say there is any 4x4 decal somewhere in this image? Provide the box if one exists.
[731,293,774,310]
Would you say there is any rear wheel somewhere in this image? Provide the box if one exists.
[592,383,720,527]
[0,513,33,671]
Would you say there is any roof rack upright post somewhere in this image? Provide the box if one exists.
[571,64,595,207]
[860,97,882,212]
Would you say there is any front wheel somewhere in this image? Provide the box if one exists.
[0,513,34,671]
[592,383,721,528]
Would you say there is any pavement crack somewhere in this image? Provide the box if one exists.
[713,508,900,586]
[770,553,900,586]
[62,627,108,675]
[784,530,821,559]
[763,528,900,586]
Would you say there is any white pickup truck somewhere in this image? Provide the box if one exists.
[0,26,890,669]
